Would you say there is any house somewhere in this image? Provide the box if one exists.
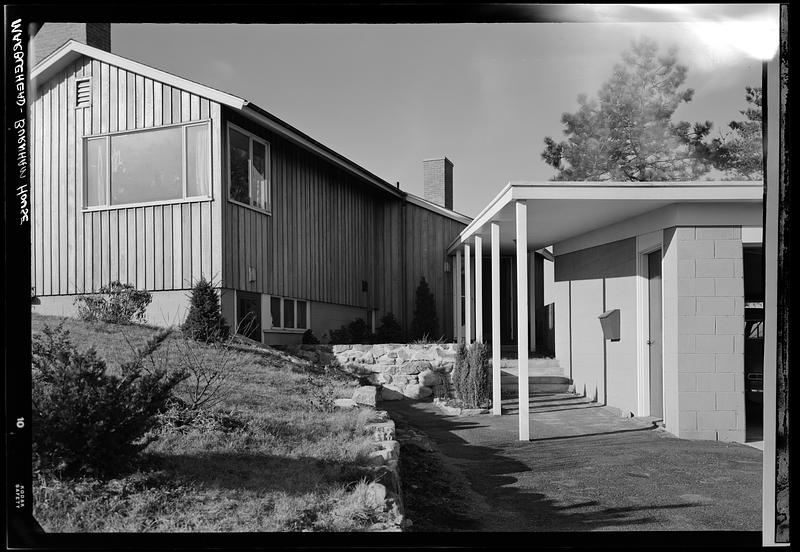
[448,181,764,444]
[28,23,470,344]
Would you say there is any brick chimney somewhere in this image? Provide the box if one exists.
[30,23,111,66]
[423,157,453,210]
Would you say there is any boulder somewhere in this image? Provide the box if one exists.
[404,383,433,400]
[367,420,396,441]
[398,361,429,375]
[365,482,388,509]
[370,410,391,423]
[352,386,377,408]
[418,369,439,387]
[390,374,411,386]
[361,351,375,364]
[376,373,392,384]
[379,386,405,401]
[334,398,358,409]
[332,345,352,353]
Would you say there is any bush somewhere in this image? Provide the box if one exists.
[302,329,320,344]
[465,342,490,408]
[31,324,185,477]
[329,318,373,345]
[451,341,490,408]
[181,278,230,343]
[172,335,234,411]
[452,342,468,402]
[410,277,439,341]
[375,313,405,343]
[74,281,152,324]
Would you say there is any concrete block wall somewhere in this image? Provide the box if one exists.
[673,226,745,442]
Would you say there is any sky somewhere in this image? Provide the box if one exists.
[112,8,776,217]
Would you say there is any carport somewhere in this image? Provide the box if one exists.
[447,181,763,441]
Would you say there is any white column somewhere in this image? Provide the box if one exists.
[491,222,502,416]
[475,235,483,343]
[464,243,472,344]
[455,250,463,343]
[516,200,530,441]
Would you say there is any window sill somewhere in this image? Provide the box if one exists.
[265,328,307,334]
[82,196,213,212]
[228,198,272,215]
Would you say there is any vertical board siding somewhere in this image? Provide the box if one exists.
[33,55,220,297]
[219,108,464,335]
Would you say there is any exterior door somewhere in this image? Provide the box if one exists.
[237,291,262,341]
[648,250,664,418]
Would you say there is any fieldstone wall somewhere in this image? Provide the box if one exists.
[280,343,458,401]
[333,343,458,401]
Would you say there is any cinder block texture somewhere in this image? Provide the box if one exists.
[673,227,745,444]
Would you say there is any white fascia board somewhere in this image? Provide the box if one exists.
[405,194,472,225]
[31,40,246,109]
[447,183,513,254]
[508,181,764,202]
[553,201,763,256]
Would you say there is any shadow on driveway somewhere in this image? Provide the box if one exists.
[385,399,762,533]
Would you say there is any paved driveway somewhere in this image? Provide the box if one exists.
[385,397,763,532]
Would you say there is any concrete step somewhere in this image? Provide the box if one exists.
[502,392,595,414]
[493,374,573,394]
[496,362,564,377]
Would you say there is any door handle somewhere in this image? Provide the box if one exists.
[646,339,654,346]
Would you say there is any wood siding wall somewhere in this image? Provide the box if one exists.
[31,55,223,296]
[221,109,465,334]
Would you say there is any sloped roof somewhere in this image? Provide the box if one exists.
[32,40,472,224]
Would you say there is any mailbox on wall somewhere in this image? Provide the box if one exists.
[598,309,621,341]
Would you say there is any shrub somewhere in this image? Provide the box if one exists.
[329,318,373,345]
[31,324,185,477]
[181,277,230,343]
[74,281,152,324]
[465,342,490,408]
[302,329,320,345]
[451,341,489,407]
[410,277,439,341]
[171,335,234,411]
[374,313,405,343]
[452,342,468,402]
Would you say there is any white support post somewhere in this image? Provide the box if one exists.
[465,243,472,345]
[491,222,502,416]
[475,235,483,343]
[516,200,530,441]
[455,250,463,343]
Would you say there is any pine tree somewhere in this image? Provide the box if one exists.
[410,277,439,341]
[711,86,763,180]
[182,278,230,342]
[542,37,716,181]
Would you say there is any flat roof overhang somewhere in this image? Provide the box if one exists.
[447,181,764,256]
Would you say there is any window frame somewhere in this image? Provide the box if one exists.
[82,119,213,212]
[268,295,310,332]
[226,122,272,215]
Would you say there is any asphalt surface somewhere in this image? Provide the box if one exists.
[386,397,763,532]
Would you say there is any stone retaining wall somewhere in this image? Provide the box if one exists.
[280,343,459,401]
[333,343,458,401]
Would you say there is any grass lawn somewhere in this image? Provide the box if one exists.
[32,313,396,532]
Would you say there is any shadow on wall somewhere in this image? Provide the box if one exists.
[553,237,637,283]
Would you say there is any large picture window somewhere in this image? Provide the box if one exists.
[228,125,270,212]
[84,121,211,208]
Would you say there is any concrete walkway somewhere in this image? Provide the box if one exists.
[385,397,763,532]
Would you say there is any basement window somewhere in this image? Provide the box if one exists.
[269,296,309,331]
[228,124,271,213]
[76,77,91,108]
[84,121,211,208]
